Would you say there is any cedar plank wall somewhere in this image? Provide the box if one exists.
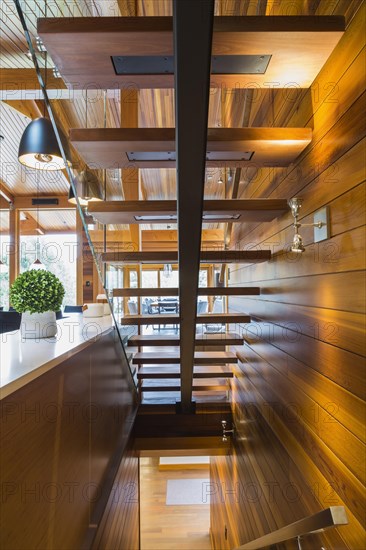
[211,2,366,549]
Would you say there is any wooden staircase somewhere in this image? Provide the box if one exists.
[127,333,244,347]
[132,351,237,365]
[117,286,259,404]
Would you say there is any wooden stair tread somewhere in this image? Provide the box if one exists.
[132,351,237,364]
[121,312,250,325]
[88,198,289,225]
[102,250,270,264]
[127,332,243,347]
[113,287,260,297]
[137,365,233,379]
[141,378,229,391]
[39,16,344,92]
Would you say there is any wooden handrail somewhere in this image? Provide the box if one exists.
[234,507,348,550]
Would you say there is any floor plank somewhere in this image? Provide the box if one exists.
[140,457,211,550]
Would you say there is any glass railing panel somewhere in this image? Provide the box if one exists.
[13,0,136,383]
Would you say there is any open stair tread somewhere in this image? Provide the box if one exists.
[39,15,344,92]
[137,365,234,379]
[113,286,260,297]
[127,332,243,347]
[132,351,237,364]
[121,312,250,325]
[88,198,289,225]
[102,250,270,264]
[140,378,230,391]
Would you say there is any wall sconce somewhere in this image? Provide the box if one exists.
[221,420,235,442]
[288,197,330,253]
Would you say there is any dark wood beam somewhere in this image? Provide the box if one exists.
[174,0,215,412]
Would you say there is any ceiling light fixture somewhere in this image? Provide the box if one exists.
[76,170,103,202]
[18,117,72,170]
[30,258,46,270]
[68,183,88,206]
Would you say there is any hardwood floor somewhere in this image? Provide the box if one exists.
[140,457,211,550]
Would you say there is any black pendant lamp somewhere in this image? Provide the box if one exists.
[76,170,103,202]
[68,181,88,206]
[18,117,72,171]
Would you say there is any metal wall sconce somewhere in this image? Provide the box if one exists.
[222,420,235,442]
[288,197,330,253]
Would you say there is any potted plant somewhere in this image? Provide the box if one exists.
[10,269,65,339]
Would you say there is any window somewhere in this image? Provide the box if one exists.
[19,234,77,307]
[0,210,10,308]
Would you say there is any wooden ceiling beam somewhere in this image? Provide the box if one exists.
[13,195,72,210]
[2,99,42,120]
[19,214,47,236]
[0,69,66,97]
[117,0,137,17]
[0,178,15,204]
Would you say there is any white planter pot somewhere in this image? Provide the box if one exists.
[82,303,104,318]
[20,311,57,339]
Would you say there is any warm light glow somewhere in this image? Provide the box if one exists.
[18,152,70,171]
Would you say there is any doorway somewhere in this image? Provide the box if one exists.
[140,455,212,550]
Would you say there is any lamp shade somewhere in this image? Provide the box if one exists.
[74,170,103,202]
[291,233,305,253]
[18,117,71,170]
[68,183,88,206]
[30,258,46,270]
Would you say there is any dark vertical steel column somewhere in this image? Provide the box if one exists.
[174,0,214,413]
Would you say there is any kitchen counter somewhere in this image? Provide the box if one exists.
[0,313,114,399]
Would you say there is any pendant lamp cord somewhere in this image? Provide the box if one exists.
[43,0,47,117]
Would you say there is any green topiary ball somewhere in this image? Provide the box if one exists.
[10,269,65,314]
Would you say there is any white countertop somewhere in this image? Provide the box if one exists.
[0,313,114,399]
